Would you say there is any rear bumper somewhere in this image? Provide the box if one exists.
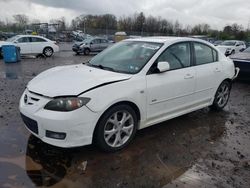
[232,67,240,80]
[53,45,60,52]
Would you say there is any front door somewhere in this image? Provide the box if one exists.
[16,37,31,54]
[146,42,196,127]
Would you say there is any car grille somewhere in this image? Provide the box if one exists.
[24,90,41,105]
[21,113,38,134]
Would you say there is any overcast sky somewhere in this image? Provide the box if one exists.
[0,0,250,30]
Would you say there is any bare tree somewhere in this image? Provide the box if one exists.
[13,14,29,27]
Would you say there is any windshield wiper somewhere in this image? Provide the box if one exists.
[86,63,116,72]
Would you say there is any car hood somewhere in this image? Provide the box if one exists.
[27,64,132,97]
[231,52,250,61]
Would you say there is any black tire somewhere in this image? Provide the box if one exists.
[211,81,231,111]
[84,48,90,55]
[94,104,138,152]
[43,47,54,57]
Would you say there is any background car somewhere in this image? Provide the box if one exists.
[230,47,250,80]
[217,40,246,56]
[0,35,59,57]
[213,40,223,46]
[72,37,111,55]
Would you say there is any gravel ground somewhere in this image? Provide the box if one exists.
[0,51,249,188]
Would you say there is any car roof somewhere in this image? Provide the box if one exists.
[125,36,209,45]
[223,40,242,42]
[16,35,46,38]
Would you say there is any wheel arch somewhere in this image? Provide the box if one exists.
[222,78,233,88]
[92,100,141,142]
[43,46,53,51]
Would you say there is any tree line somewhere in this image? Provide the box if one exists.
[0,12,249,40]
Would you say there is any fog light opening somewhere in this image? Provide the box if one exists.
[46,130,66,140]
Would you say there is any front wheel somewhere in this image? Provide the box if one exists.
[84,48,90,55]
[211,81,231,110]
[94,105,138,152]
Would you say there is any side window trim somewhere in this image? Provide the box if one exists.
[147,41,193,75]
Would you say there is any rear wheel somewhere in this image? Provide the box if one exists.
[211,81,231,110]
[43,47,54,57]
[94,105,138,152]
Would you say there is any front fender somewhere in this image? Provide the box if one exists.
[81,77,147,122]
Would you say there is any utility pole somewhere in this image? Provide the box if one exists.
[247,18,250,32]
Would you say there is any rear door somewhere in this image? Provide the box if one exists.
[16,37,31,54]
[193,42,223,105]
[90,39,101,52]
[30,37,47,54]
[100,39,109,50]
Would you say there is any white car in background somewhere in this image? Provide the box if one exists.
[19,37,239,152]
[0,35,59,57]
[217,40,246,56]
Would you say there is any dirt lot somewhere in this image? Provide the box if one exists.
[0,50,250,188]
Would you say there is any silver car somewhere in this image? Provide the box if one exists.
[72,37,111,55]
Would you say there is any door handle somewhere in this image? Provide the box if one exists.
[184,74,194,79]
[214,68,221,72]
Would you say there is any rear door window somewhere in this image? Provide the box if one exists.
[31,37,47,42]
[101,39,108,43]
[194,43,215,65]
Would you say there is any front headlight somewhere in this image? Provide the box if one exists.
[44,97,91,112]
[80,43,88,47]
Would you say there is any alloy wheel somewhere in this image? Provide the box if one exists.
[216,83,230,108]
[44,48,53,57]
[104,111,134,148]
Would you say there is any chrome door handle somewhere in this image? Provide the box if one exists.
[214,68,221,72]
[184,74,194,79]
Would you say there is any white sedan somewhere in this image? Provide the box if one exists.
[217,40,246,56]
[0,35,59,57]
[19,37,239,152]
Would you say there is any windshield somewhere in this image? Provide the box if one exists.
[6,35,19,42]
[88,41,162,74]
[243,47,250,53]
[221,41,236,46]
[83,38,93,43]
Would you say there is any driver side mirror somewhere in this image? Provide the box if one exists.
[157,61,170,73]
